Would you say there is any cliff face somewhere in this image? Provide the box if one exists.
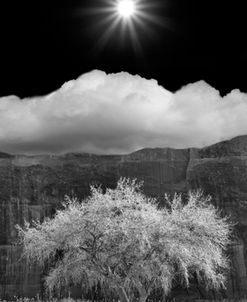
[1,136,247,298]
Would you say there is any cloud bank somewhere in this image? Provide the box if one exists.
[0,70,247,154]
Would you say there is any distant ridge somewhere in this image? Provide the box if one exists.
[1,135,247,158]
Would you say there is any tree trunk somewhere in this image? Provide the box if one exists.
[118,286,130,302]
[138,285,148,302]
[139,293,148,302]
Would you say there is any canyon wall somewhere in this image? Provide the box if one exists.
[1,136,247,299]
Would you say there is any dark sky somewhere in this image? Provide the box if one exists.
[0,0,246,98]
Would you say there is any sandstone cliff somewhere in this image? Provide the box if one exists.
[1,136,247,299]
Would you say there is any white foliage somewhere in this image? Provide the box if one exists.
[17,178,232,299]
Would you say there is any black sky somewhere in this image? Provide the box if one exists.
[0,0,246,98]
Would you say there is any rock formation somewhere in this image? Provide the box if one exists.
[1,135,247,299]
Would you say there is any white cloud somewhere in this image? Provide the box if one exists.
[0,70,247,154]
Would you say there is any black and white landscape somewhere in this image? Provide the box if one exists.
[0,0,247,301]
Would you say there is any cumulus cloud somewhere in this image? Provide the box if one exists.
[0,70,247,154]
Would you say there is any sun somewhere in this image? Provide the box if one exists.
[82,0,168,53]
[117,0,136,19]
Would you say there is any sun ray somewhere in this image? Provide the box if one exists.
[133,16,157,38]
[92,13,118,31]
[127,19,142,54]
[137,2,164,9]
[80,0,169,53]
[76,7,115,16]
[94,16,121,51]
[135,11,168,28]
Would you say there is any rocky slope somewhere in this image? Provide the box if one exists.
[1,136,247,299]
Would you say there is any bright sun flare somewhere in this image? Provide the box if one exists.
[117,0,135,18]
[84,0,167,53]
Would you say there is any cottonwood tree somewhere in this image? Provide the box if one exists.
[17,178,232,302]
